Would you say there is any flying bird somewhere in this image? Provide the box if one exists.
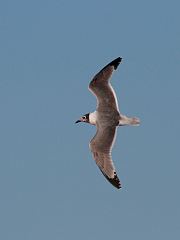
[75,57,140,189]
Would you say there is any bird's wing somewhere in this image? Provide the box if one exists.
[89,57,122,112]
[89,125,121,189]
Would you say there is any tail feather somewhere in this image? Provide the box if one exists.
[130,117,140,126]
[119,115,140,126]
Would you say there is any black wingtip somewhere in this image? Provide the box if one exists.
[100,169,121,189]
[106,173,121,189]
[109,57,123,70]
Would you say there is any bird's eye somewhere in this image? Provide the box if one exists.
[82,116,86,119]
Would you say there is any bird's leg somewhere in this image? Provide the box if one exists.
[119,115,140,126]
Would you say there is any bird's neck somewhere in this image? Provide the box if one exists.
[89,111,97,125]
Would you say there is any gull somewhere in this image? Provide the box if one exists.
[75,57,140,189]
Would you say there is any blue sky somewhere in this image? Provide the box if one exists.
[0,0,180,239]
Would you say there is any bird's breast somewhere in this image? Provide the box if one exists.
[96,109,120,127]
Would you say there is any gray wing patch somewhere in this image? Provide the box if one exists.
[89,126,121,189]
[92,151,121,189]
[89,57,122,111]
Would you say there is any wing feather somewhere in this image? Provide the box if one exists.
[89,57,122,111]
[89,126,121,189]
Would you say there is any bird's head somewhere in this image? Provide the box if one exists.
[75,113,90,124]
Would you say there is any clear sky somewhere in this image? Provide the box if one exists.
[0,0,179,239]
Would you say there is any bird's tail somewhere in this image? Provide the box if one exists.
[129,117,140,126]
[119,115,140,126]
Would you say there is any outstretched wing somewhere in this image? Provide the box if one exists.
[89,57,122,112]
[89,125,121,189]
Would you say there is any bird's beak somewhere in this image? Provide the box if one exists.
[75,119,81,124]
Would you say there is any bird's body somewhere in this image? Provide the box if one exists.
[76,57,140,189]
